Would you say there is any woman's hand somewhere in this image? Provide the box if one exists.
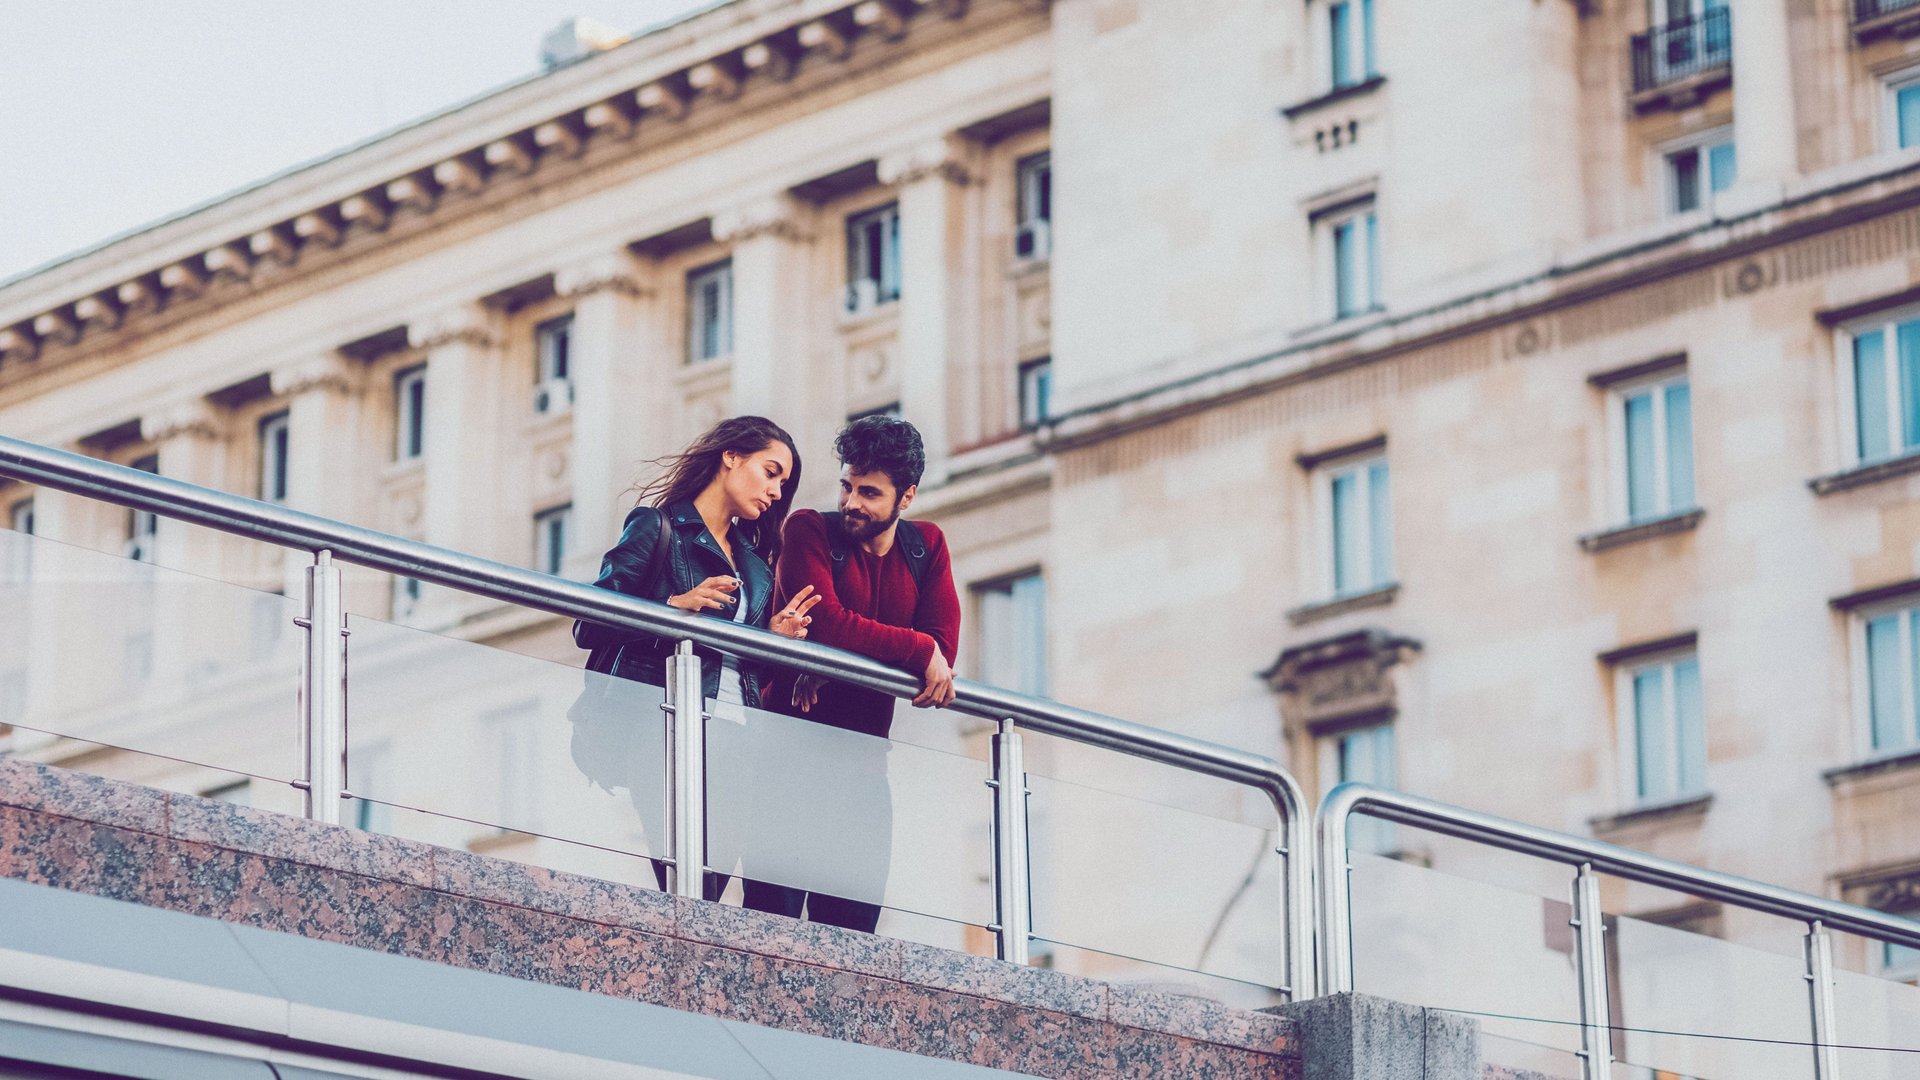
[669,576,739,612]
[771,585,822,640]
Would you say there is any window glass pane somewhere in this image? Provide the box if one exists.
[1899,84,1920,151]
[1707,141,1737,193]
[1664,382,1695,511]
[1634,667,1671,801]
[1330,1,1352,87]
[1867,614,1905,752]
[1332,470,1360,594]
[1334,220,1358,317]
[1364,212,1380,310]
[1910,609,1920,752]
[1670,150,1701,214]
[1625,390,1658,520]
[1898,321,1920,452]
[1361,0,1376,77]
[1368,460,1392,587]
[1673,658,1705,795]
[1857,330,1893,462]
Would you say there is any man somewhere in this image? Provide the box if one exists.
[752,415,960,932]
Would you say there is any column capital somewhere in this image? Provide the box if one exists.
[408,305,498,351]
[879,137,976,190]
[140,398,224,444]
[712,195,814,244]
[270,352,360,398]
[556,253,648,300]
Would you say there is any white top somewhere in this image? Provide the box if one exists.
[714,575,748,707]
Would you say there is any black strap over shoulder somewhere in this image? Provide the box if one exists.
[823,512,931,590]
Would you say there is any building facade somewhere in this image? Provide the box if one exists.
[5,0,1920,1013]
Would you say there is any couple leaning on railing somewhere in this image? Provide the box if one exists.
[570,411,959,934]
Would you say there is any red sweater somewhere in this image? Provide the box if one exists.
[774,509,960,676]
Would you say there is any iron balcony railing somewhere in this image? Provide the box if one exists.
[1630,8,1732,96]
[0,433,1315,998]
[1857,0,1920,24]
[1320,784,1920,1080]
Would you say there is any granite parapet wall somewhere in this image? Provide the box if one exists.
[0,759,1299,1079]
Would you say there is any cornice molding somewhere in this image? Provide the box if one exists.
[271,355,359,398]
[408,308,499,351]
[140,401,223,444]
[556,255,648,300]
[878,138,976,190]
[713,196,815,244]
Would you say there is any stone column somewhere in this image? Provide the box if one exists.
[140,399,240,686]
[140,400,232,577]
[271,352,369,600]
[715,195,816,426]
[1727,0,1797,208]
[557,253,661,579]
[881,137,978,487]
[409,305,505,621]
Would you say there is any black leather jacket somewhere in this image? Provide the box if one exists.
[573,500,775,706]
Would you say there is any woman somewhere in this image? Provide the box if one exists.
[572,415,821,894]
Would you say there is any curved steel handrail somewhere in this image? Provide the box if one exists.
[0,433,1315,997]
[1317,781,1920,992]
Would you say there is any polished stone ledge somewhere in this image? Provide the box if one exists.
[0,758,1300,1079]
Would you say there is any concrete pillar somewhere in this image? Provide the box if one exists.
[715,196,816,430]
[881,137,980,487]
[139,400,231,578]
[139,399,241,686]
[557,253,661,579]
[409,305,505,621]
[1272,992,1481,1080]
[1727,0,1797,208]
[270,353,373,603]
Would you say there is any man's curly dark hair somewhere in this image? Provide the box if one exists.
[834,415,926,495]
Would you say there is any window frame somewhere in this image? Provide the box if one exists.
[1612,647,1708,809]
[844,202,902,314]
[1836,303,1920,469]
[972,569,1048,698]
[533,504,571,577]
[1326,0,1378,91]
[1018,357,1052,431]
[1851,597,1920,762]
[1318,200,1381,322]
[258,410,290,504]
[533,315,574,414]
[1605,368,1696,526]
[1318,720,1397,852]
[1313,450,1393,601]
[393,364,427,461]
[1657,127,1736,217]
[1885,67,1920,153]
[1014,152,1052,261]
[686,259,735,364]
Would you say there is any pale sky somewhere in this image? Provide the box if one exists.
[0,0,715,283]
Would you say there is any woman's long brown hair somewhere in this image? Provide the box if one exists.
[632,415,803,563]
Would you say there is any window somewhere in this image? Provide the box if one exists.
[1325,722,1395,852]
[687,260,733,363]
[848,402,901,424]
[975,571,1047,697]
[8,498,32,535]
[534,505,571,576]
[394,365,426,461]
[1320,203,1380,320]
[1859,602,1920,758]
[1019,358,1052,431]
[1663,131,1736,216]
[1319,454,1392,598]
[1892,72,1920,152]
[1844,309,1920,466]
[127,455,158,563]
[534,316,573,414]
[845,203,901,313]
[1328,0,1377,90]
[391,575,423,621]
[1611,373,1695,524]
[1015,153,1052,261]
[1885,936,1920,985]
[4,498,31,582]
[258,411,290,504]
[1617,652,1706,806]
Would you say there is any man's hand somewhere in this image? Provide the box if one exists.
[913,648,955,708]
[791,673,824,713]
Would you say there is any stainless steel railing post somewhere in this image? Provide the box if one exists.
[299,550,347,825]
[1571,863,1613,1080]
[1316,792,1355,995]
[989,718,1033,964]
[1805,920,1840,1080]
[664,640,706,900]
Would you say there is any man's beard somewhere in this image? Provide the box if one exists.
[841,501,901,541]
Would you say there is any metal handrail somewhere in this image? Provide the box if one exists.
[1319,782,1920,1079]
[0,433,1315,997]
[1629,7,1731,95]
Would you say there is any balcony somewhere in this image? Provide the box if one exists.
[1854,0,1920,42]
[1629,8,1732,112]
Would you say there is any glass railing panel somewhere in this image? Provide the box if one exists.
[1027,773,1283,988]
[0,527,302,783]
[703,694,995,928]
[341,614,665,885]
[1829,927,1920,1080]
[1607,911,1815,1080]
[1347,851,1585,1067]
